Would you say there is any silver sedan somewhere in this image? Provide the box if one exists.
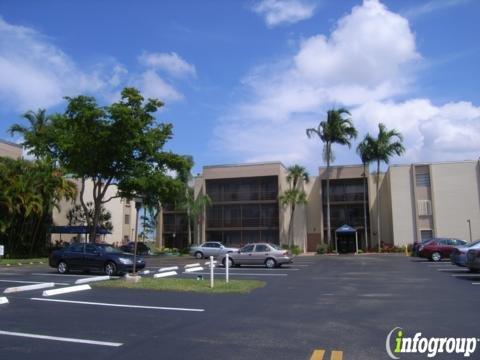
[219,243,293,268]
[189,242,238,259]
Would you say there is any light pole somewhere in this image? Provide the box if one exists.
[467,219,473,243]
[133,197,143,275]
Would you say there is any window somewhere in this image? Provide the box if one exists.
[124,214,130,225]
[417,200,432,216]
[416,173,430,186]
[255,244,269,252]
[69,244,84,253]
[420,230,433,243]
[85,244,99,254]
[240,244,254,253]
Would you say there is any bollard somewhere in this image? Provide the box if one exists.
[210,256,214,288]
[225,253,229,283]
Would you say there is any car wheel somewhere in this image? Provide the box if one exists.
[222,257,234,268]
[57,261,69,274]
[104,261,117,276]
[194,252,203,259]
[431,252,442,262]
[265,258,276,269]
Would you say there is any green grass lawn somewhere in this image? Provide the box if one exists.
[93,277,265,294]
[0,257,47,265]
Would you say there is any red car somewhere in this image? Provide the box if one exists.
[418,238,467,262]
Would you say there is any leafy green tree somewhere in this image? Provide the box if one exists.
[356,137,374,251]
[0,158,76,256]
[306,109,357,249]
[279,165,309,248]
[11,88,192,242]
[367,123,405,251]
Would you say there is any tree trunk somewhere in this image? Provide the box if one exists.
[376,160,381,252]
[326,144,332,249]
[363,163,368,251]
[289,204,295,248]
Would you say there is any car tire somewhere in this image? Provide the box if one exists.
[265,258,276,269]
[431,252,442,262]
[194,252,204,259]
[222,257,234,268]
[57,261,69,274]
[104,261,117,276]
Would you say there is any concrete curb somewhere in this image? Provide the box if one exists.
[43,284,91,297]
[75,276,111,285]
[4,282,55,294]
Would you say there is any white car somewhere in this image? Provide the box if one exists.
[189,242,238,259]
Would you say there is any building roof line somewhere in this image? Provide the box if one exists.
[203,161,287,170]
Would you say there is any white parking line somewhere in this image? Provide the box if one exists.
[31,298,205,312]
[218,267,299,271]
[0,297,8,304]
[183,272,287,277]
[184,263,201,268]
[184,266,204,273]
[31,273,96,277]
[4,282,55,294]
[157,266,179,272]
[0,330,122,347]
[0,279,69,286]
[472,283,480,285]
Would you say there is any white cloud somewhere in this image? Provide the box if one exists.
[252,0,316,27]
[215,0,480,170]
[134,70,183,102]
[139,52,196,78]
[0,17,192,112]
[403,0,469,19]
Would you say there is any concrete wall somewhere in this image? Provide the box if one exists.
[431,161,480,241]
[0,140,22,159]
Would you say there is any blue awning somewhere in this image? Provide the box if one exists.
[50,226,111,235]
[335,224,357,233]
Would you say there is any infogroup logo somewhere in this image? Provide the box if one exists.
[386,327,479,359]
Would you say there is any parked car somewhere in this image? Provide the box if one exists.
[119,241,151,255]
[49,243,145,275]
[418,238,468,262]
[218,243,293,268]
[465,248,480,272]
[451,240,480,267]
[412,238,435,257]
[189,242,238,259]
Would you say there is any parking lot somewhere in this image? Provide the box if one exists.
[0,254,479,360]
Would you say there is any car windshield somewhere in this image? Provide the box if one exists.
[467,240,480,247]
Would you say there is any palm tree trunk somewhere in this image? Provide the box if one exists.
[289,204,295,248]
[187,212,192,246]
[363,163,368,251]
[326,145,332,250]
[376,159,381,252]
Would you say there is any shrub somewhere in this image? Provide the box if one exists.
[316,243,329,254]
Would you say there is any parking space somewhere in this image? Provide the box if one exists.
[1,254,479,359]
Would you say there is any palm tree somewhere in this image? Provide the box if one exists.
[279,165,309,248]
[9,109,52,159]
[179,189,212,245]
[306,109,357,250]
[356,137,374,251]
[368,123,405,251]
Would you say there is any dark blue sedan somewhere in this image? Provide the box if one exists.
[49,243,145,276]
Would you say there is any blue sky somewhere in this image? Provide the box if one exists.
[0,0,479,174]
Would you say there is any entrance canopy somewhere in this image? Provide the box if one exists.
[334,224,359,254]
[50,226,111,235]
[335,224,357,233]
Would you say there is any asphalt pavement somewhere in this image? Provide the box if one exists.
[0,254,478,360]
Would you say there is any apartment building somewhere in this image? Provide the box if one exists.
[154,159,480,252]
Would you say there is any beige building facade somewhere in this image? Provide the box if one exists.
[0,139,22,159]
[52,179,137,245]
[155,159,480,252]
